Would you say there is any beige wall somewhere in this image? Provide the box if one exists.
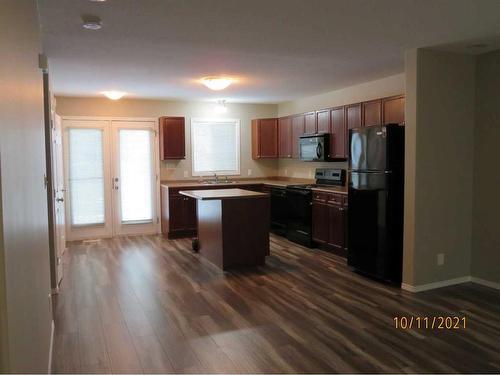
[403,49,476,287]
[278,73,405,117]
[471,50,500,285]
[402,49,418,286]
[276,73,405,178]
[55,97,279,180]
[0,0,53,372]
[0,175,6,372]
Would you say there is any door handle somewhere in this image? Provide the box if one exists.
[112,177,119,190]
[316,143,322,158]
[56,198,64,203]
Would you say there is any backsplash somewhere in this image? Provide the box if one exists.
[278,159,348,179]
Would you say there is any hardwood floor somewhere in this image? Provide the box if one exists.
[53,234,500,373]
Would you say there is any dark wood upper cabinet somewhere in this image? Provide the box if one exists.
[278,117,293,158]
[291,114,305,158]
[362,99,382,127]
[383,95,405,125]
[330,106,346,159]
[159,116,185,159]
[346,103,362,130]
[252,118,278,159]
[346,103,361,153]
[304,112,317,134]
[316,109,330,134]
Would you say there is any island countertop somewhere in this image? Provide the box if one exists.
[179,188,268,200]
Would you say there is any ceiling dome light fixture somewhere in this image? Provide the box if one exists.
[82,15,102,30]
[214,100,228,114]
[102,91,126,100]
[201,77,233,91]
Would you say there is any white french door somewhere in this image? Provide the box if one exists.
[112,121,158,236]
[63,118,160,241]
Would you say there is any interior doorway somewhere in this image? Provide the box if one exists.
[62,117,160,241]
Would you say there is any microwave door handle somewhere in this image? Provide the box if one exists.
[316,143,322,158]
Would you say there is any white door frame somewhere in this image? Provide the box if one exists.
[61,116,161,241]
[52,114,66,287]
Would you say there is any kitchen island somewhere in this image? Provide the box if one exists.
[180,188,270,270]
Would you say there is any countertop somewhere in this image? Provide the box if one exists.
[162,177,348,194]
[161,177,314,189]
[180,188,268,200]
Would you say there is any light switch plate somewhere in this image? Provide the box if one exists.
[437,253,445,266]
[247,169,252,176]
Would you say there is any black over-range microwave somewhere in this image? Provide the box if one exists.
[299,133,330,161]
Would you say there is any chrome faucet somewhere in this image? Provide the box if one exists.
[214,173,218,183]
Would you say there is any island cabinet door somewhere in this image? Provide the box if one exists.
[184,197,197,232]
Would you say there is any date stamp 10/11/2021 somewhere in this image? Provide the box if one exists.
[394,316,467,330]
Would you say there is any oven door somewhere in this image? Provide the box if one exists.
[286,188,313,247]
[270,187,288,236]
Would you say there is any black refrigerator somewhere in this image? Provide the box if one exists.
[347,124,405,283]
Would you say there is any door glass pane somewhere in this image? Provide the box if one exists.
[68,128,105,225]
[119,130,153,222]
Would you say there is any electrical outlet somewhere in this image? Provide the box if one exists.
[183,170,188,177]
[284,169,288,176]
[247,169,252,176]
[437,253,445,266]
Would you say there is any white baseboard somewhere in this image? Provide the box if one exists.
[471,277,500,290]
[401,276,472,292]
[402,276,500,293]
[48,320,55,374]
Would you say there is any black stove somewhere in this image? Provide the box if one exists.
[285,169,346,247]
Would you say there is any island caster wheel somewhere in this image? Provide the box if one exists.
[192,238,199,252]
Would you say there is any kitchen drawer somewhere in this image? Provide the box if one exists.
[313,192,328,203]
[326,193,343,206]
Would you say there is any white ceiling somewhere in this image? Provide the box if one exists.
[39,0,500,103]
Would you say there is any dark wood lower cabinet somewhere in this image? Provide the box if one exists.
[328,204,345,250]
[162,184,266,238]
[161,186,197,238]
[164,184,348,257]
[312,201,329,244]
[312,191,347,257]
